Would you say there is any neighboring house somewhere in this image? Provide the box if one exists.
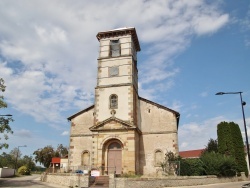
[51,157,68,173]
[68,27,180,176]
[179,149,204,159]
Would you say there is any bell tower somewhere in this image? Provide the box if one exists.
[94,28,141,126]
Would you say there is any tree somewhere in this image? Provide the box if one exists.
[0,150,36,170]
[0,78,13,149]
[217,121,248,176]
[203,138,218,153]
[33,145,55,168]
[19,155,36,171]
[0,152,15,168]
[33,144,68,168]
[56,144,68,157]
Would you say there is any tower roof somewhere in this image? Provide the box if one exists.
[96,27,141,52]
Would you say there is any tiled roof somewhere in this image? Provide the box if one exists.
[179,149,204,158]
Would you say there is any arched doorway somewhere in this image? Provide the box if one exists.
[107,141,122,174]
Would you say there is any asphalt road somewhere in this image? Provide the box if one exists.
[1,175,249,188]
[0,174,68,188]
[168,181,250,188]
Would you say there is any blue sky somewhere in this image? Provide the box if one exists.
[0,0,250,158]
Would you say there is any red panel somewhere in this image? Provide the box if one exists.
[51,157,61,163]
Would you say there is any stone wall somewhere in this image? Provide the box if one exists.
[139,98,179,175]
[43,173,247,188]
[42,173,89,188]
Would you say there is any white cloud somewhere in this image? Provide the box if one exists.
[194,14,229,35]
[61,131,69,136]
[179,116,250,151]
[14,129,32,138]
[0,0,229,127]
[169,100,183,112]
[179,116,226,150]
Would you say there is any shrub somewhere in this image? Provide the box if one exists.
[18,165,31,175]
[200,152,236,177]
[180,158,205,176]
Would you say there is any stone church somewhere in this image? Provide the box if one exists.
[68,27,180,176]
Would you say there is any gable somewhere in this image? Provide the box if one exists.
[139,97,180,128]
[67,105,94,121]
[90,116,137,132]
[69,105,95,135]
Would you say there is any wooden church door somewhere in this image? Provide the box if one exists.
[107,142,122,174]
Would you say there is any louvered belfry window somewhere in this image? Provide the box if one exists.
[110,39,120,57]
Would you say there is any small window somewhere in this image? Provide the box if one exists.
[155,150,163,166]
[110,94,118,109]
[110,40,120,57]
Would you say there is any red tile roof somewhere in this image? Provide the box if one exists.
[179,149,204,158]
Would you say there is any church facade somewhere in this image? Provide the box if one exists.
[68,27,180,175]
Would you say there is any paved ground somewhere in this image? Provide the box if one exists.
[0,174,68,188]
[1,174,249,188]
[168,181,250,188]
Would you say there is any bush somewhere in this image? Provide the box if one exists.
[18,165,31,175]
[200,152,236,177]
[180,158,205,176]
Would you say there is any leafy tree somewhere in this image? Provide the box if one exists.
[19,155,36,171]
[0,78,14,149]
[56,144,68,157]
[203,138,218,154]
[33,144,68,168]
[0,149,35,170]
[217,121,248,176]
[33,145,55,168]
[0,152,15,168]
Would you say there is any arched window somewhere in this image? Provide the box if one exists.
[82,151,90,166]
[155,150,163,166]
[108,142,121,149]
[110,94,118,109]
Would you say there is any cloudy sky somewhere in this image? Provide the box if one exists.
[0,0,250,157]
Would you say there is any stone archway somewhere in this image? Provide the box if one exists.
[107,141,122,174]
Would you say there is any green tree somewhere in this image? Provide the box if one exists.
[33,144,68,168]
[203,138,218,154]
[0,78,13,149]
[33,145,55,168]
[217,121,248,176]
[19,155,36,171]
[56,144,68,157]
[0,152,15,168]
